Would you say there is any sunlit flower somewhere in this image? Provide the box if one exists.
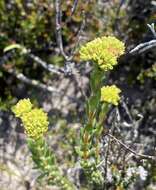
[21,108,49,139]
[12,98,32,117]
[79,36,125,71]
[12,99,49,139]
[100,85,121,106]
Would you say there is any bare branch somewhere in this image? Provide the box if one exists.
[55,0,87,75]
[7,68,60,93]
[55,0,69,61]
[120,96,133,123]
[97,133,155,168]
[129,39,156,55]
[147,23,156,38]
[1,49,66,75]
[55,0,76,75]
[103,136,111,186]
[28,53,65,75]
[71,0,79,15]
[4,68,80,103]
[107,134,155,161]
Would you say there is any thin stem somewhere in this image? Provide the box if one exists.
[129,39,156,55]
[71,0,79,15]
[55,0,69,61]
[97,134,155,168]
[3,67,80,103]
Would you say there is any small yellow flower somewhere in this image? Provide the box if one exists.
[12,99,49,139]
[101,85,121,106]
[12,98,32,117]
[79,36,125,71]
[21,108,49,139]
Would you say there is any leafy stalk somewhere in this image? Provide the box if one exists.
[28,137,75,190]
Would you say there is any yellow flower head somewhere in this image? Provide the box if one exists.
[79,36,125,71]
[12,99,49,139]
[101,85,121,106]
[12,98,32,117]
[21,108,49,139]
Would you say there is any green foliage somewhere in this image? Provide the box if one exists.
[137,63,156,83]
[0,0,105,111]
[49,120,79,166]
[0,0,54,50]
[28,137,75,190]
[11,36,126,189]
[78,36,124,189]
[12,100,75,190]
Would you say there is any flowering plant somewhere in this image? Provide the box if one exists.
[12,99,48,139]
[12,36,153,190]
[77,36,124,188]
[79,36,125,71]
[12,99,75,190]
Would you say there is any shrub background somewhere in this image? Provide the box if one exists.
[0,1,156,190]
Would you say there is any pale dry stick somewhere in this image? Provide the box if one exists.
[103,108,119,187]
[97,134,155,168]
[0,49,65,75]
[55,0,87,74]
[55,0,69,61]
[147,23,156,38]
[108,134,155,160]
[55,0,83,60]
[129,39,156,55]
[5,68,80,103]
[103,136,111,190]
[120,96,133,124]
[55,0,75,75]
[71,0,79,15]
[136,43,156,54]
[55,0,87,96]
[1,48,87,100]
[28,52,65,75]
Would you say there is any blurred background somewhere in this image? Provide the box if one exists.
[0,0,156,189]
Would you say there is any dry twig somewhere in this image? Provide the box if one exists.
[129,39,156,55]
[71,0,79,15]
[55,0,69,61]
[28,53,65,75]
[107,134,155,161]
[97,133,155,168]
[4,68,80,103]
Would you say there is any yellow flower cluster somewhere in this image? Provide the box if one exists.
[12,99,32,117]
[12,99,49,139]
[21,108,49,139]
[79,36,125,71]
[100,85,121,106]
